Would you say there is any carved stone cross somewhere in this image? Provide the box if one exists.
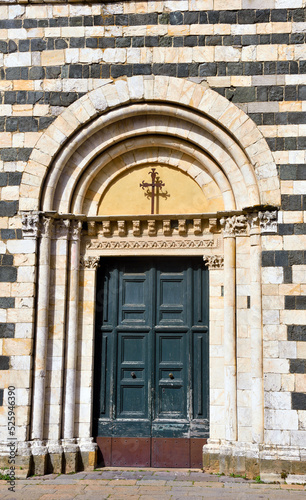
[139,168,165,215]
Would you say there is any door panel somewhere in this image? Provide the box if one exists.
[156,333,187,420]
[117,333,148,418]
[94,257,209,467]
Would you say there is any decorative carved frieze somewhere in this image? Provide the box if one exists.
[220,215,248,237]
[86,239,216,250]
[80,256,100,269]
[203,255,224,270]
[21,213,40,239]
[258,210,277,233]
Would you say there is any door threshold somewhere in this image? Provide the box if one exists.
[95,466,203,472]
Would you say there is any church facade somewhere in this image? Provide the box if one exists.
[0,0,306,481]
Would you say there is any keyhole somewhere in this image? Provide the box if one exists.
[169,373,174,379]
[131,372,136,378]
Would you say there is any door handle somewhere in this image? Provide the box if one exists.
[169,373,174,379]
[131,372,136,378]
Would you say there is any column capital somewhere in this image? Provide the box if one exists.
[258,210,277,233]
[55,219,71,239]
[41,216,53,238]
[70,220,82,241]
[220,215,248,237]
[21,212,41,239]
[203,255,224,270]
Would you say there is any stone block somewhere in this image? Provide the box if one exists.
[63,451,78,474]
[47,452,63,474]
[32,453,47,476]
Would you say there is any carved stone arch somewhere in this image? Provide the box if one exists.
[20,76,280,213]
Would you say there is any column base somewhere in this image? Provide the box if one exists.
[46,442,63,474]
[77,438,98,472]
[0,439,98,478]
[31,441,48,476]
[203,439,306,483]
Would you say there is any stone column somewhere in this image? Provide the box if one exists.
[78,255,100,471]
[47,219,71,473]
[248,214,263,444]
[248,210,277,444]
[221,215,247,442]
[29,216,53,474]
[62,220,82,473]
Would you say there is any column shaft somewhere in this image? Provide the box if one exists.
[31,218,52,441]
[63,222,81,439]
[250,230,264,443]
[223,236,237,442]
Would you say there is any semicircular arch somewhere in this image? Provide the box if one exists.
[19,76,280,214]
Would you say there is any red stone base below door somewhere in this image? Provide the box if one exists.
[96,437,207,468]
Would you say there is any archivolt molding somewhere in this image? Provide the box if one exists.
[19,76,280,214]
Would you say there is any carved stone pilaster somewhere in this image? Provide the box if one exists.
[118,220,126,237]
[102,221,111,237]
[70,220,82,241]
[80,256,100,269]
[258,210,277,233]
[178,219,186,235]
[21,213,41,239]
[220,215,248,237]
[132,220,141,236]
[148,220,156,236]
[163,220,171,236]
[203,255,224,270]
[55,219,70,239]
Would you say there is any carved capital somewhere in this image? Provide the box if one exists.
[247,212,260,231]
[41,217,53,238]
[21,213,40,239]
[55,219,70,239]
[203,255,224,270]
[80,256,100,269]
[220,215,248,237]
[258,210,277,233]
[70,220,82,241]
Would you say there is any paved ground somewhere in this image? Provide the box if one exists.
[1,468,306,499]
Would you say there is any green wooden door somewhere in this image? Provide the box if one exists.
[94,257,209,467]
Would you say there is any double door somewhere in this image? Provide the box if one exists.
[93,257,209,467]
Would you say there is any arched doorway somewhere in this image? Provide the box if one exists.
[20,76,280,474]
